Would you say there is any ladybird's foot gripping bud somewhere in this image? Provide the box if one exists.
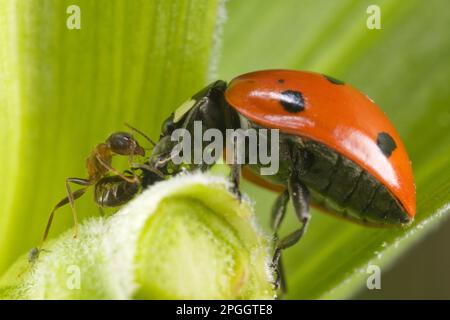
[0,173,275,300]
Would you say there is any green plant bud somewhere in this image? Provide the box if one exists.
[0,173,275,299]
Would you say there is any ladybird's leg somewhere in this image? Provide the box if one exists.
[130,162,166,179]
[154,152,183,177]
[153,152,174,169]
[275,256,287,297]
[270,189,290,232]
[272,174,310,283]
[270,189,289,293]
[41,182,89,245]
[279,174,310,249]
[231,166,241,199]
[126,146,139,181]
[230,139,242,200]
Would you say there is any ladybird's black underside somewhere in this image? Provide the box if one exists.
[299,139,408,225]
[243,122,410,226]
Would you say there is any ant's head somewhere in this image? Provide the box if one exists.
[107,132,145,156]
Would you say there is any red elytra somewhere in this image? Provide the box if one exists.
[224,70,416,219]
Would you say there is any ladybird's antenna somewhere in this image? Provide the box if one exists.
[125,123,156,146]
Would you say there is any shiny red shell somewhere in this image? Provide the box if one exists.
[224,70,416,218]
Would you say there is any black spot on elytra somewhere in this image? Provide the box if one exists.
[279,90,305,113]
[377,132,397,157]
[277,79,285,84]
[323,74,345,85]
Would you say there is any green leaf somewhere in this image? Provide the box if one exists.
[0,174,274,299]
[0,0,224,272]
[218,0,450,299]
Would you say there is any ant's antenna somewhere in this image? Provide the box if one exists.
[125,123,156,146]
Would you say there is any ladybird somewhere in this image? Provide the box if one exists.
[144,70,416,289]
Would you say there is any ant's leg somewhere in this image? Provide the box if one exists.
[65,178,91,240]
[125,125,144,182]
[127,154,140,182]
[270,189,289,293]
[95,154,139,184]
[41,183,89,244]
[126,126,159,183]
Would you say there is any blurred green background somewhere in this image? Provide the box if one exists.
[1,0,449,299]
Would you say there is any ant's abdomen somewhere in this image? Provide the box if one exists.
[94,175,139,207]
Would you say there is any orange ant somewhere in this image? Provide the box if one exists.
[33,124,164,255]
